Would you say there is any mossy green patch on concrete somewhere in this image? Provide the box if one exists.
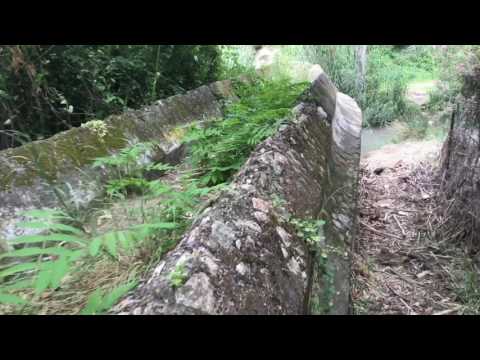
[0,118,133,191]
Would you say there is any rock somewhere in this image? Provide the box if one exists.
[210,221,236,250]
[252,198,271,213]
[236,262,250,276]
[175,273,216,314]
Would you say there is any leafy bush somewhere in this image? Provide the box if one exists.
[184,77,309,186]
[0,208,177,311]
[0,45,221,149]
[293,45,411,127]
[425,45,478,112]
[218,45,256,79]
[277,45,445,127]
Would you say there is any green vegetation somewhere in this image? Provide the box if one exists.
[80,281,138,315]
[184,77,309,186]
[169,262,188,289]
[425,45,479,112]
[0,76,307,314]
[286,45,439,128]
[0,45,221,150]
[92,142,175,199]
[221,45,464,129]
[289,217,334,315]
[0,207,179,313]
[3,44,478,315]
[269,191,333,315]
[455,258,480,315]
[218,45,256,79]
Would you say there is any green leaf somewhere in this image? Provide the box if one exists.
[81,289,103,315]
[69,249,87,262]
[50,256,70,289]
[0,293,28,305]
[0,247,71,260]
[104,234,117,258]
[0,262,39,279]
[102,281,138,309]
[17,222,84,236]
[89,237,103,257]
[11,233,86,246]
[0,279,33,292]
[34,268,52,295]
[131,222,178,231]
[20,209,71,220]
[116,231,131,250]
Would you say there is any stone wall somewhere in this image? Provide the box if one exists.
[114,70,362,315]
[0,69,363,314]
[0,80,237,247]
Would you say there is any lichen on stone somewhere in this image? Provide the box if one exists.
[81,120,109,141]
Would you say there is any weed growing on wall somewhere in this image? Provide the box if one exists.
[184,77,309,186]
[269,193,333,315]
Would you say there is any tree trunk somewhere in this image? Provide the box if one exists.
[355,45,368,97]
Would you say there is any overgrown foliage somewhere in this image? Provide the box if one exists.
[295,45,427,127]
[227,45,442,128]
[218,45,256,79]
[184,77,309,186]
[0,208,176,313]
[0,45,221,149]
[1,76,307,314]
[426,45,479,112]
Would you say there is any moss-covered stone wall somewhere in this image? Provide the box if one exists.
[0,80,237,244]
[112,70,363,315]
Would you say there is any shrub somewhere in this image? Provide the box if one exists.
[294,45,410,127]
[218,45,256,79]
[0,45,221,150]
[184,77,309,186]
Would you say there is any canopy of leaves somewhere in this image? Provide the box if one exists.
[0,45,221,149]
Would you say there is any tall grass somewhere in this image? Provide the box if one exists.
[291,45,413,127]
[220,45,444,128]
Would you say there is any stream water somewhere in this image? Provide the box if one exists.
[361,124,403,156]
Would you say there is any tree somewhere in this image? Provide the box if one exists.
[355,45,368,97]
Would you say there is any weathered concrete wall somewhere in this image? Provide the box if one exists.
[114,69,362,315]
[0,80,237,246]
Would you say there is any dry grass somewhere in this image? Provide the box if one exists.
[0,164,202,315]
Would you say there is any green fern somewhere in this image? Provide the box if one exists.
[93,142,156,179]
[0,210,86,297]
[185,78,308,186]
[0,208,177,312]
[80,280,137,315]
[88,222,178,258]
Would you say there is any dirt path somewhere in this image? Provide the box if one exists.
[352,144,462,315]
[351,81,469,315]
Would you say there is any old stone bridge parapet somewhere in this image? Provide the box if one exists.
[113,69,363,315]
[0,79,238,248]
[0,66,362,314]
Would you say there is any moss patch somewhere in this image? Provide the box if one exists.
[0,116,136,191]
